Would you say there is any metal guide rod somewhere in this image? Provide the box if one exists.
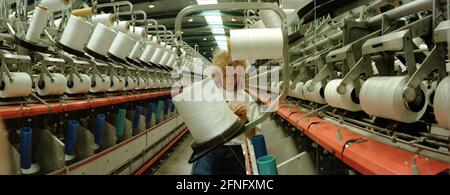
[174,2,288,131]
[147,24,167,43]
[296,0,440,57]
[96,1,133,14]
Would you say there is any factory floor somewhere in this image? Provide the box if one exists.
[153,134,194,175]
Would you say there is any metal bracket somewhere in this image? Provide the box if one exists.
[403,44,447,103]
[337,55,372,95]
[344,138,367,149]
[1,53,32,80]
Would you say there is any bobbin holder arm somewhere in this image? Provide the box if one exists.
[403,19,450,95]
[0,54,31,82]
[174,2,289,132]
[145,19,159,39]
[306,48,339,92]
[147,25,166,43]
[130,10,147,27]
[403,44,447,102]
[336,55,372,95]
[165,31,175,45]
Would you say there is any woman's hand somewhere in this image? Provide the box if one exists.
[231,104,248,122]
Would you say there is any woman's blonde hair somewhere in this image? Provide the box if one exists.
[211,37,246,69]
[210,38,249,89]
[212,49,247,69]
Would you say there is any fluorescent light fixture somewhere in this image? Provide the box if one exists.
[214,36,227,41]
[231,18,236,22]
[203,37,207,41]
[197,0,216,5]
[210,28,225,34]
[148,4,155,8]
[188,18,194,22]
[197,0,227,51]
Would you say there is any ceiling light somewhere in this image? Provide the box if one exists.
[197,0,226,51]
[148,4,155,8]
[197,0,217,5]
[211,48,214,51]
[188,18,194,22]
[231,18,236,22]
[203,37,207,41]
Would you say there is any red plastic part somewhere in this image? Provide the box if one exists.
[248,90,450,175]
[0,90,177,120]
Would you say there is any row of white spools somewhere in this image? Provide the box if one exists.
[5,4,181,98]
[1,72,173,98]
[274,75,450,130]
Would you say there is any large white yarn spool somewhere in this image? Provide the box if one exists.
[92,14,115,27]
[281,0,302,9]
[159,50,171,66]
[110,21,130,33]
[87,23,117,56]
[230,28,283,61]
[40,0,70,12]
[283,9,296,16]
[129,26,146,41]
[108,31,135,60]
[150,47,165,64]
[139,43,157,63]
[59,14,93,52]
[172,78,240,143]
[250,20,266,29]
[89,74,110,93]
[324,79,362,112]
[34,73,67,96]
[303,79,326,104]
[167,54,177,67]
[433,76,450,130]
[259,7,281,28]
[128,42,143,59]
[152,77,162,88]
[108,76,125,91]
[66,74,91,94]
[146,77,154,89]
[136,77,146,90]
[26,5,48,43]
[289,82,305,100]
[125,77,137,90]
[0,72,32,98]
[360,76,428,123]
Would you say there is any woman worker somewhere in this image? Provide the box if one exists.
[191,46,262,175]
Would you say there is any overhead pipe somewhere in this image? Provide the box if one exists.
[294,0,440,57]
[96,1,133,15]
